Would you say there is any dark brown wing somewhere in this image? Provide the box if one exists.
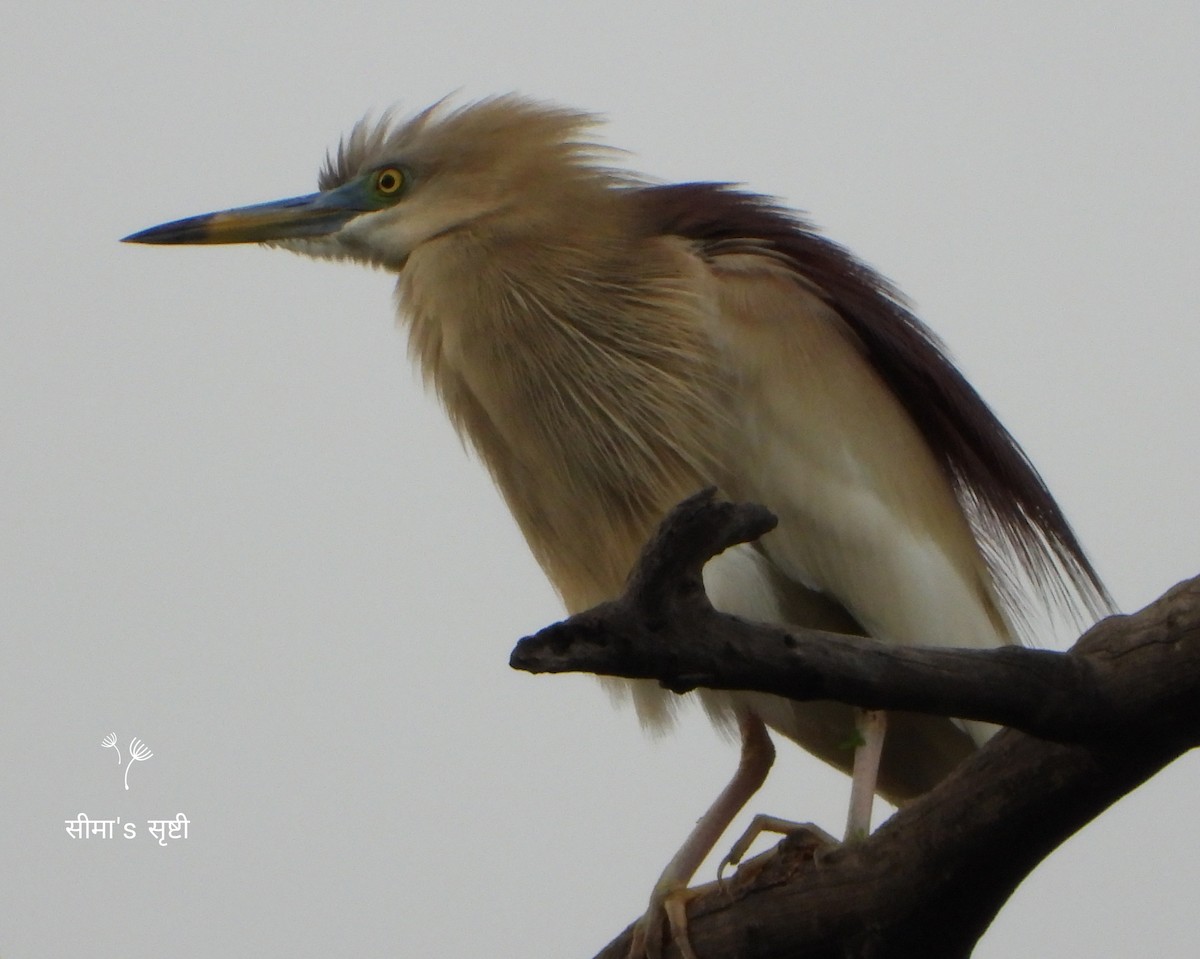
[636,182,1113,631]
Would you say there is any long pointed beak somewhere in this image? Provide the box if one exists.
[122,185,369,245]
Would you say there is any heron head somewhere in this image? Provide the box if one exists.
[122,95,615,270]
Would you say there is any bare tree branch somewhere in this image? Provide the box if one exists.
[509,489,1200,959]
[511,489,1200,743]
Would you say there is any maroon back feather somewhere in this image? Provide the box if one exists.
[636,182,1112,629]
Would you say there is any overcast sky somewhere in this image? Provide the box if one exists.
[3,2,1199,957]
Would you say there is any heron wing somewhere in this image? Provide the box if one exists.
[639,182,1112,646]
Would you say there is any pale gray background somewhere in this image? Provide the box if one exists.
[3,2,1198,956]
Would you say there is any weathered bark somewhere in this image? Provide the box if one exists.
[510,490,1200,959]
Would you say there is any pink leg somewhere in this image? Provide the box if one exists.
[629,712,775,959]
[844,709,887,840]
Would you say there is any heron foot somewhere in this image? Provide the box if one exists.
[627,880,706,959]
[717,814,839,887]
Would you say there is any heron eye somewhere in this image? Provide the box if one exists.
[373,167,406,197]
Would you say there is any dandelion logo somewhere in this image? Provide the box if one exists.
[125,738,153,790]
[99,733,154,790]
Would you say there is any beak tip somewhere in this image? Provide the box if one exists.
[118,215,219,246]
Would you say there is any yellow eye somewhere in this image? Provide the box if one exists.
[374,167,406,197]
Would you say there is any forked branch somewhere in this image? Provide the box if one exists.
[510,489,1200,959]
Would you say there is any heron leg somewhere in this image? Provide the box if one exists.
[628,712,775,959]
[844,709,888,840]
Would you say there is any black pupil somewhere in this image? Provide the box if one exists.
[380,171,399,192]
